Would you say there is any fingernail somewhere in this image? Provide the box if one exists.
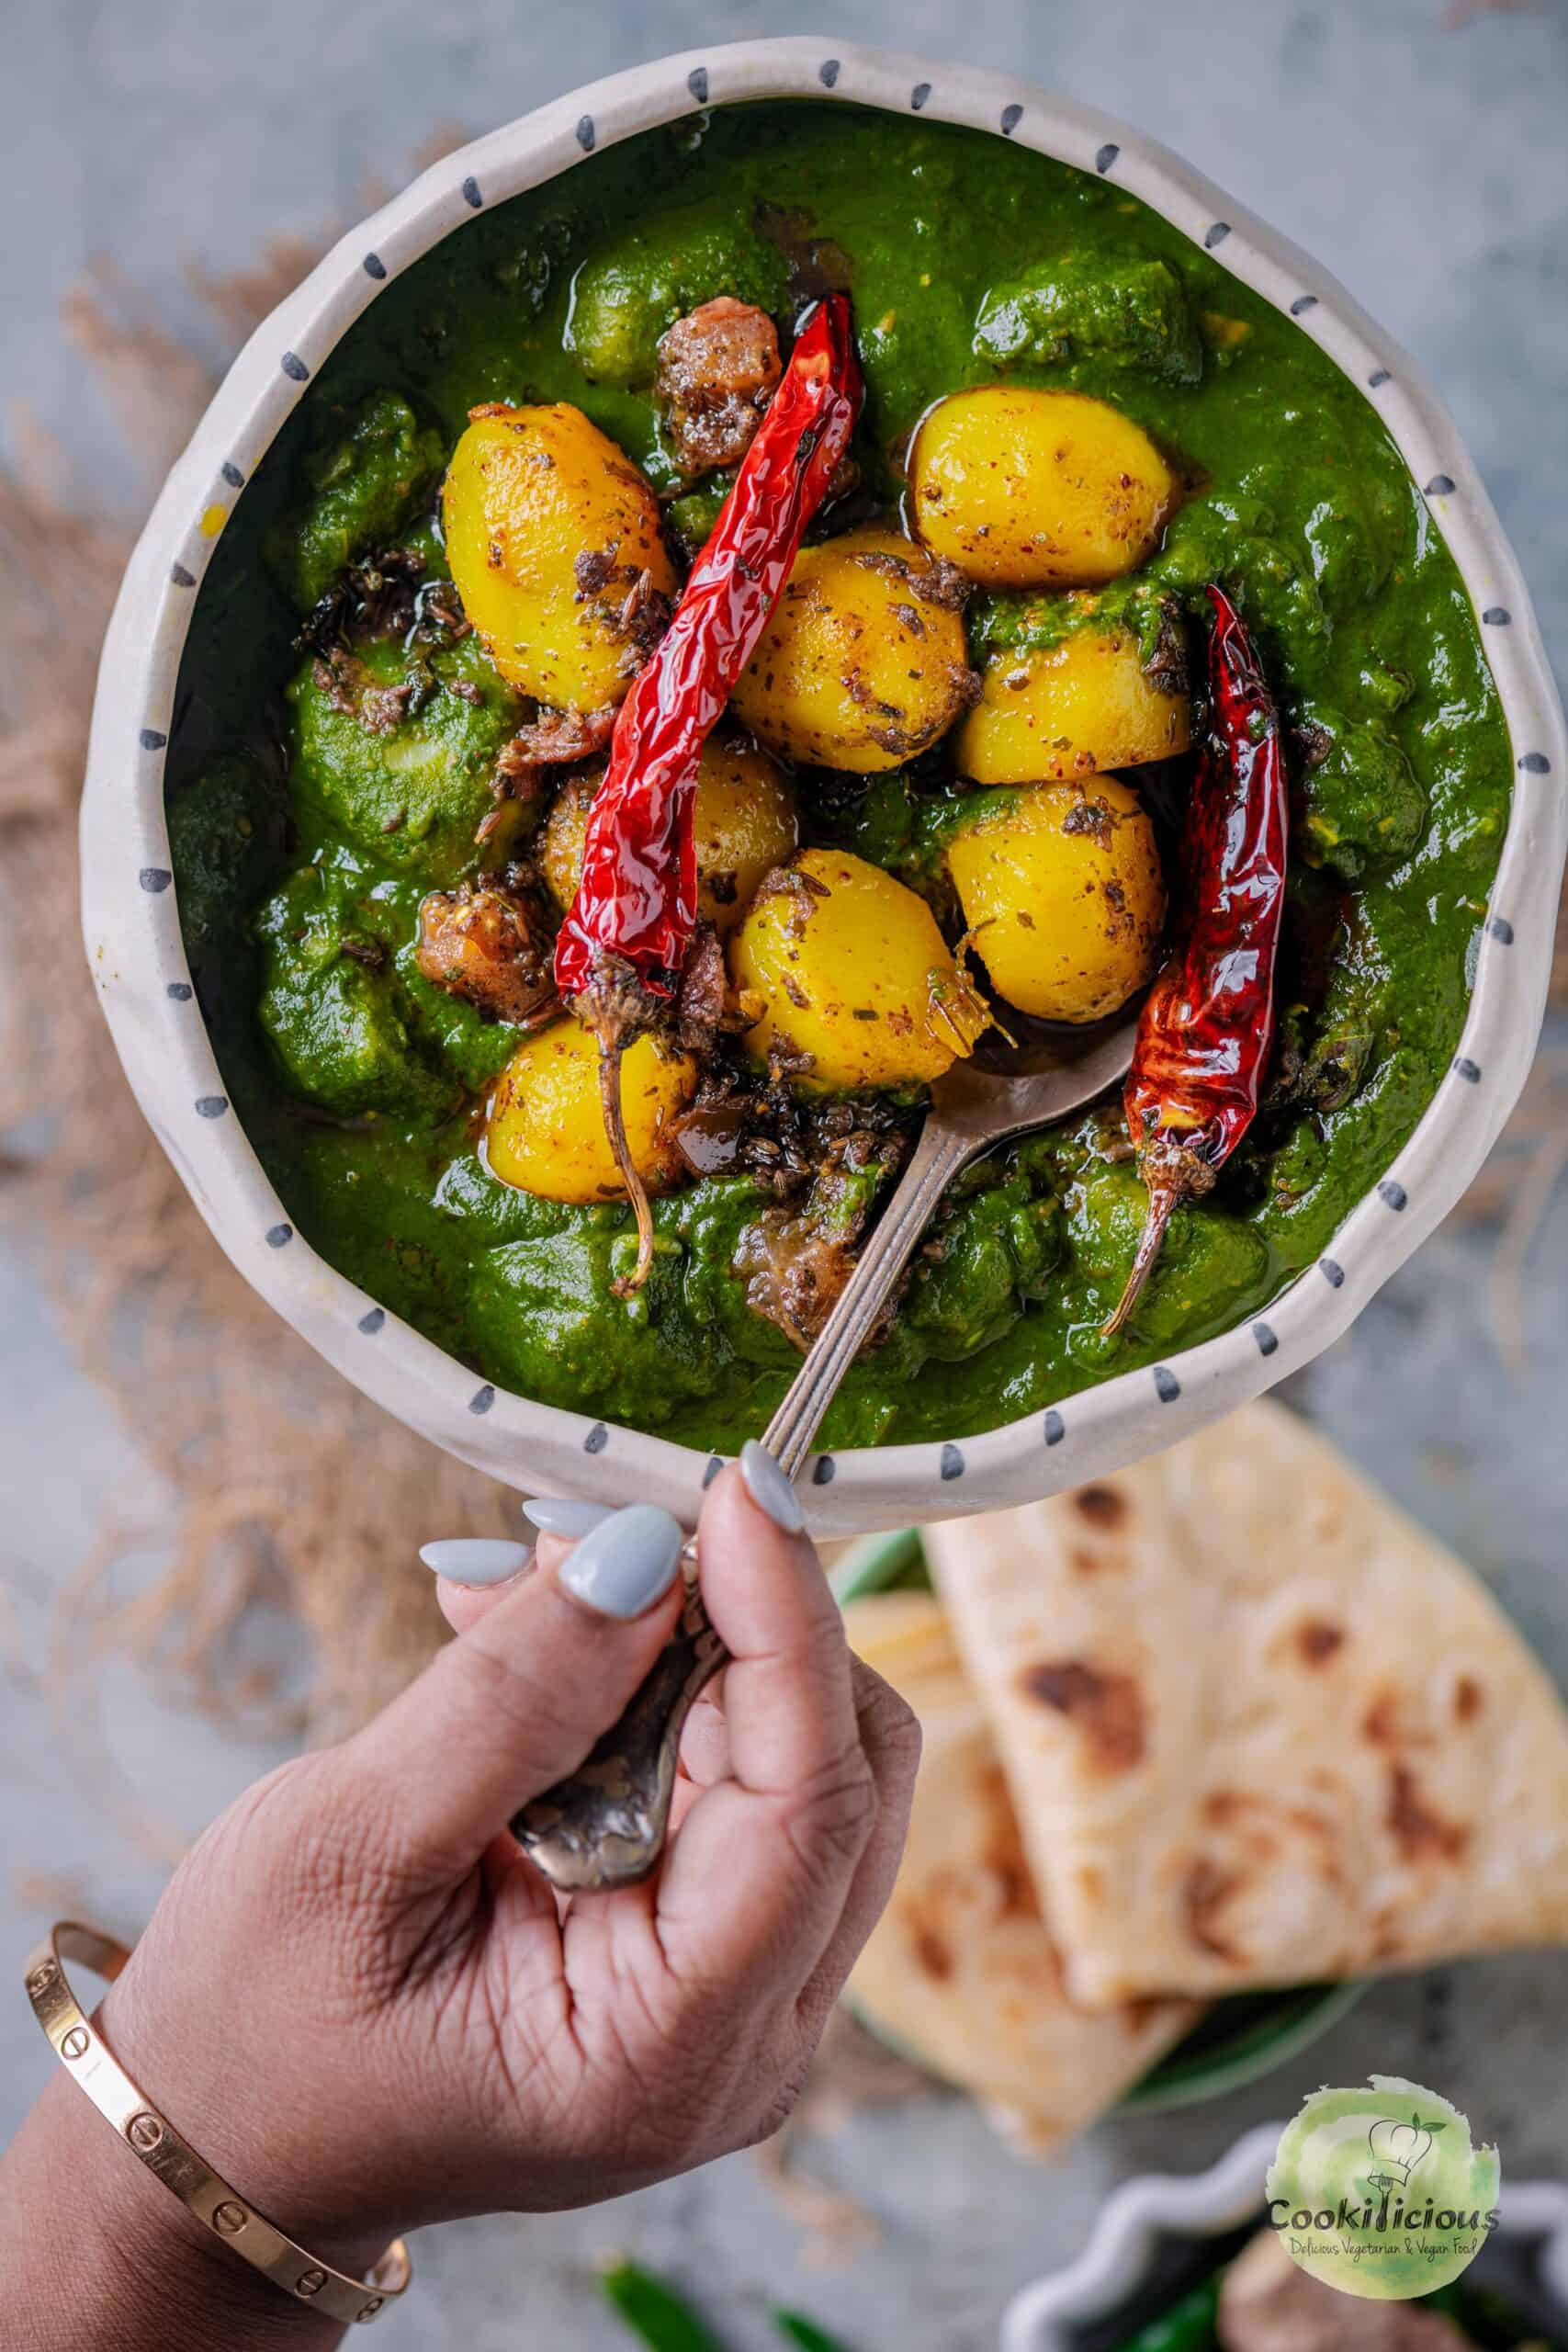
[522,1498,616,1538]
[420,1538,534,1588]
[557,1504,682,1620]
[739,1440,806,1535]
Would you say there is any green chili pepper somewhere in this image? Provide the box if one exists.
[1111,2274,1222,2352]
[600,2258,730,2352]
[773,2311,859,2352]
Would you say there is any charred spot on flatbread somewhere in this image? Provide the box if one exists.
[1295,1618,1346,1666]
[1387,1764,1468,1864]
[1183,1856,1242,1960]
[1454,1674,1483,1723]
[1017,1658,1145,1771]
[1072,1483,1128,1531]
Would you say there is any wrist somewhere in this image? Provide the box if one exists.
[1,2069,345,2352]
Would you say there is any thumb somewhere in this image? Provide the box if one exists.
[341,1504,686,1882]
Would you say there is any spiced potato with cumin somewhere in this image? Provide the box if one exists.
[732,848,989,1091]
[946,778,1167,1024]
[958,621,1190,785]
[485,1021,697,1204]
[910,386,1179,588]
[729,526,976,773]
[443,401,676,712]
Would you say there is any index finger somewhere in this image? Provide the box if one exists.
[653,1455,876,1994]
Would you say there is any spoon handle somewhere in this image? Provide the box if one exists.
[513,1113,971,1892]
[761,1116,975,1476]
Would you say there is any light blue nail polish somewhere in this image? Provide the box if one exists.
[419,1538,534,1588]
[522,1498,616,1538]
[557,1505,683,1620]
[739,1440,806,1535]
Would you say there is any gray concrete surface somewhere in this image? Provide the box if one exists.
[4,4,1567,2346]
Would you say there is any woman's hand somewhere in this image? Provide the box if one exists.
[3,1452,918,2346]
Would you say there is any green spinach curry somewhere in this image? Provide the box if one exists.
[167,101,1511,1452]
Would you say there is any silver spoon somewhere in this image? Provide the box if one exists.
[512,1012,1138,1890]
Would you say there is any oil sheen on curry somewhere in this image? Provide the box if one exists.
[168,102,1511,1451]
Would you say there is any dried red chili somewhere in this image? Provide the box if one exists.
[554,292,863,1291]
[1103,582,1288,1339]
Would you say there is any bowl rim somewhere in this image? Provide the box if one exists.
[80,35,1568,1536]
[1000,2120,1568,2352]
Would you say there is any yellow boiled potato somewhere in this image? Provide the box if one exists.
[958,627,1190,785]
[730,527,974,774]
[540,735,797,934]
[485,1021,696,1204]
[947,777,1166,1023]
[733,847,987,1091]
[443,402,676,712]
[910,388,1179,589]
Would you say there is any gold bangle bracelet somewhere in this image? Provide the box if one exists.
[23,1922,411,2327]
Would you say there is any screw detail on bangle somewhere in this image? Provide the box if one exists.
[22,1922,412,2325]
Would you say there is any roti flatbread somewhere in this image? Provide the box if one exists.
[841,1589,1199,2157]
[925,1399,1568,2005]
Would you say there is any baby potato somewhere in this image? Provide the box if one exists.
[444,403,676,712]
[958,627,1190,785]
[729,527,975,774]
[485,1020,696,1204]
[910,388,1179,589]
[733,847,988,1091]
[947,777,1166,1023]
[540,734,797,934]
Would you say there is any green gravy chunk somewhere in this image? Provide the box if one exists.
[168,102,1511,1451]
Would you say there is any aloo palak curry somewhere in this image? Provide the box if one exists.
[168,102,1511,1449]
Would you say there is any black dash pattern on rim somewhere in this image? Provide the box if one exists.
[170,562,196,588]
[468,1385,495,1416]
[811,1455,836,1486]
[584,1421,608,1455]
[166,981,193,1001]
[1204,220,1231,249]
[461,175,483,208]
[1482,606,1512,626]
[939,1442,964,1481]
[703,1453,724,1488]
[140,867,172,893]
[575,117,594,153]
[220,460,244,489]
[195,1095,229,1119]
[910,81,931,110]
[818,57,840,87]
[1487,915,1515,944]
[1043,1408,1066,1446]
[358,1306,386,1335]
[1454,1055,1482,1083]
[1290,293,1319,316]
[1378,1179,1408,1212]
[999,102,1023,134]
[281,352,309,382]
[1095,141,1119,174]
[1253,1321,1279,1357]
[1367,368,1392,388]
[362,252,387,280]
[687,66,708,104]
[1425,473,1456,497]
[140,728,167,750]
[1320,1257,1345,1289]
[1153,1366,1181,1404]
[1519,752,1551,775]
[265,1224,293,1250]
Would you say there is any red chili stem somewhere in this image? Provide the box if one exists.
[1103,583,1288,1340]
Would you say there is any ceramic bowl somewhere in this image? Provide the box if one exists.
[80,38,1567,1534]
[1001,2121,1568,2352]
